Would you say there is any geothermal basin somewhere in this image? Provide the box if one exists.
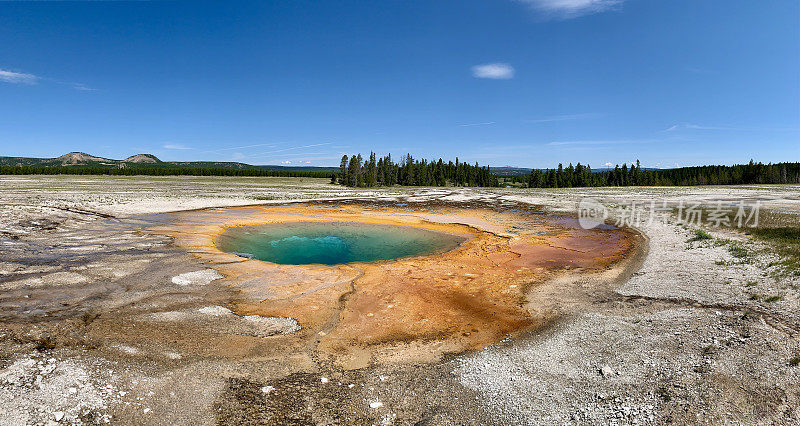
[124,200,641,368]
[215,222,467,265]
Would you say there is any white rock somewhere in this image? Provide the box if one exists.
[197,305,233,316]
[242,315,302,335]
[171,269,223,286]
[111,344,139,355]
[53,411,65,421]
[320,377,329,383]
[600,365,615,377]
[369,401,383,409]
[261,386,275,394]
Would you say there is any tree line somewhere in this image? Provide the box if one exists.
[4,159,798,189]
[335,153,498,187]
[0,165,333,179]
[513,160,800,188]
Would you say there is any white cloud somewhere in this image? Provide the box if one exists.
[459,121,496,127]
[0,68,92,91]
[71,83,96,91]
[518,0,623,19]
[163,144,191,150]
[471,63,514,80]
[0,69,39,85]
[281,160,292,164]
[249,142,333,159]
[665,123,798,133]
[663,123,733,132]
[604,162,613,167]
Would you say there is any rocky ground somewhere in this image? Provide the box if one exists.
[0,175,799,425]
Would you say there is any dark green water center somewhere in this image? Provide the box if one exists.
[215,222,465,265]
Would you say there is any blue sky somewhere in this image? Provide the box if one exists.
[1,0,798,168]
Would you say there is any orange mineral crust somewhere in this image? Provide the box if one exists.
[142,201,639,367]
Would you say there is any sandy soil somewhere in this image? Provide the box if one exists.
[0,175,799,425]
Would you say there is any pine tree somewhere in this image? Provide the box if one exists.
[339,155,349,185]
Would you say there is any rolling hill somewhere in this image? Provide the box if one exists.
[0,152,339,173]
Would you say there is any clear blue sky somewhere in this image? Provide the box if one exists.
[1,0,798,168]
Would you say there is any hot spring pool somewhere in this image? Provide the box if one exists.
[215,222,466,265]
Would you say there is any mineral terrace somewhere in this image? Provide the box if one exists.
[1,175,799,425]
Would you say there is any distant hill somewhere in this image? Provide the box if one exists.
[589,166,663,173]
[490,166,532,175]
[0,152,339,173]
[123,154,161,164]
[491,165,664,175]
[0,152,121,167]
[57,152,116,165]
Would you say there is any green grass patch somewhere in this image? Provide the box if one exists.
[688,229,713,242]
[745,227,800,276]
[764,295,783,303]
[791,356,800,367]
[727,243,749,259]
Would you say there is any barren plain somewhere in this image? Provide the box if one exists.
[1,175,799,425]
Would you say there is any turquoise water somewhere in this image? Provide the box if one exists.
[215,222,465,265]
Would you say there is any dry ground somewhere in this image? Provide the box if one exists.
[1,175,799,425]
